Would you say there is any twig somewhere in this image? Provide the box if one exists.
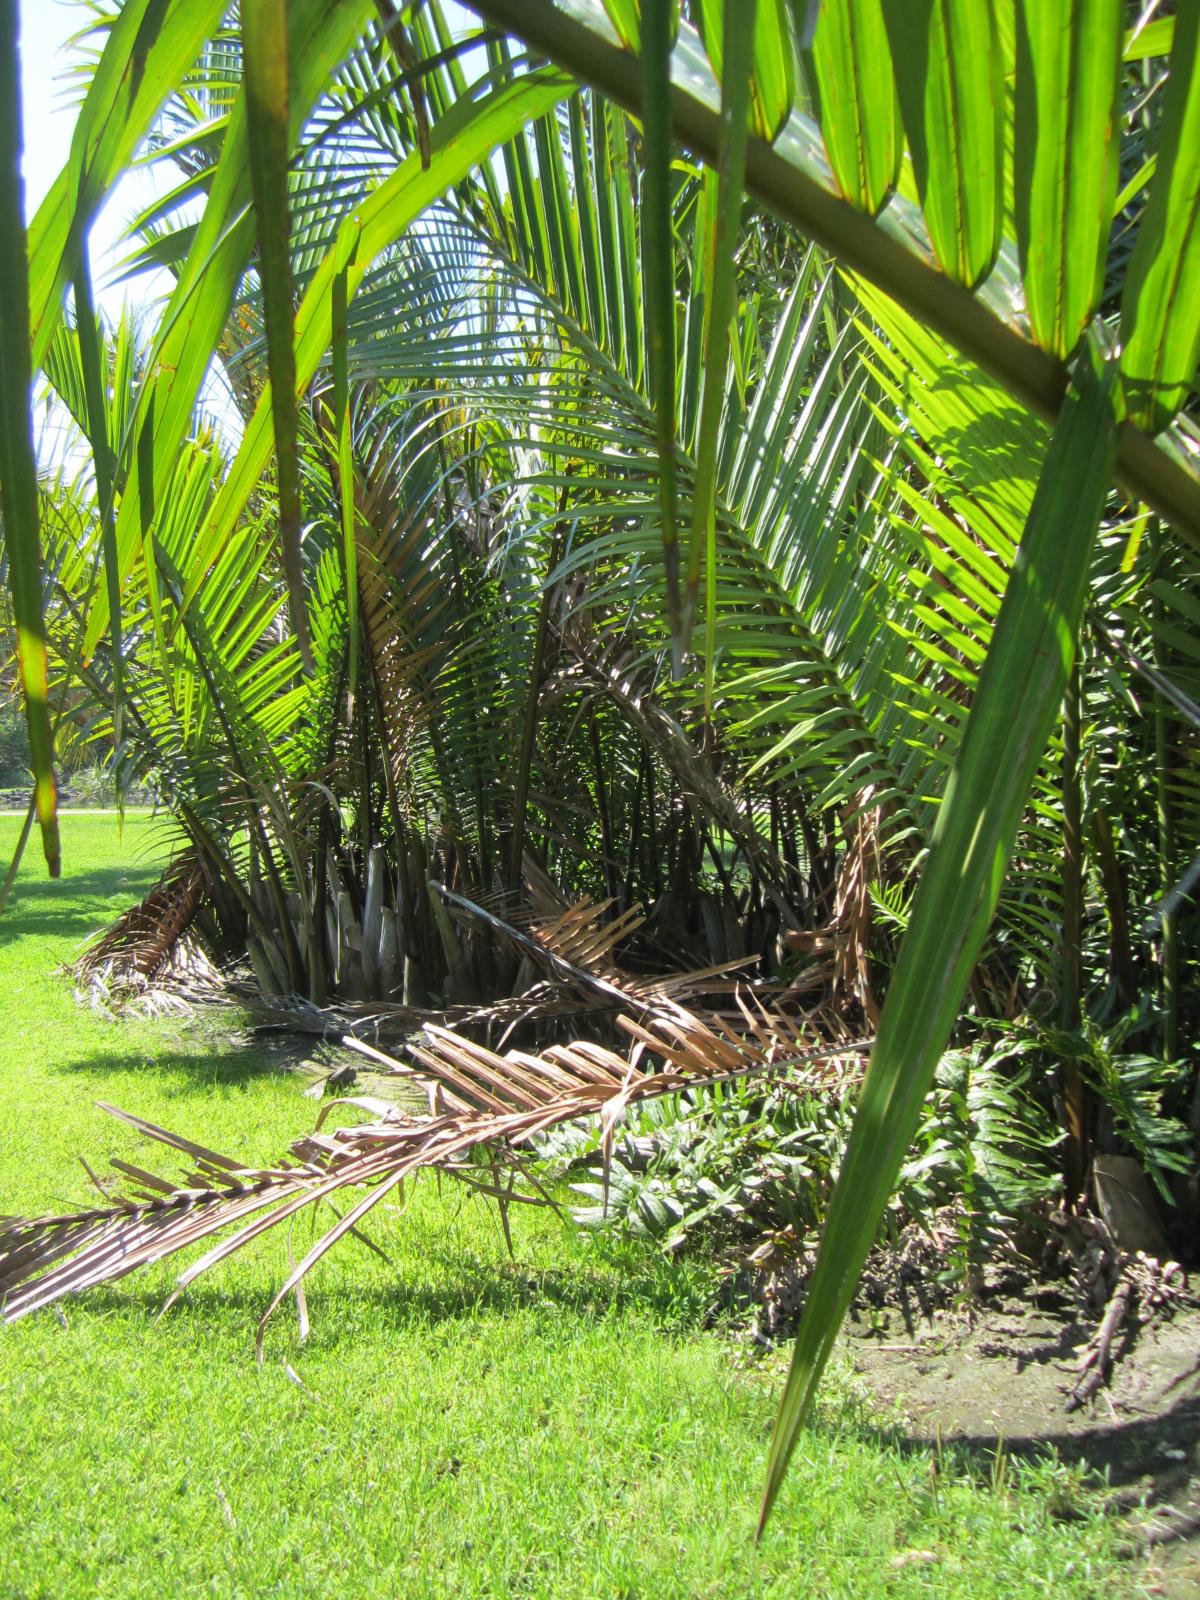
[1066,1275,1134,1411]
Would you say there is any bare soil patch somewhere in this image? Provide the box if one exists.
[845,1285,1200,1597]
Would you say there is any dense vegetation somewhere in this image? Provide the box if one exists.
[0,815,1142,1598]
[0,0,1195,1527]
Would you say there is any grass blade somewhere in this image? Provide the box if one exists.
[1120,5,1200,434]
[0,0,59,877]
[1015,0,1122,361]
[759,342,1119,1529]
[243,0,310,668]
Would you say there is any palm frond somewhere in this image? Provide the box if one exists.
[0,999,869,1347]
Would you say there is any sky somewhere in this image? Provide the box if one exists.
[17,0,76,212]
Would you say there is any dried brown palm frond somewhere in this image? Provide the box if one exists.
[0,999,871,1347]
[71,853,205,984]
[780,793,887,1027]
[232,980,596,1044]
[68,852,222,1013]
[356,499,449,801]
[435,880,756,1014]
[533,896,751,1003]
[830,794,884,1027]
[234,878,758,1049]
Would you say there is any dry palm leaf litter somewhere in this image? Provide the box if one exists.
[1,882,870,1353]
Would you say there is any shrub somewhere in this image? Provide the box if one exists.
[0,704,29,788]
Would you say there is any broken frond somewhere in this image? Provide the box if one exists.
[0,1000,870,1350]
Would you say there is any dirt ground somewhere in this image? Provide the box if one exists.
[845,1289,1200,1598]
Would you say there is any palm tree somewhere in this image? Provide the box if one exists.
[0,0,1195,1526]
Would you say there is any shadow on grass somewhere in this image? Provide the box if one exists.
[56,1038,308,1091]
[46,1266,1200,1516]
[849,1388,1200,1508]
[0,865,163,946]
[54,1236,710,1342]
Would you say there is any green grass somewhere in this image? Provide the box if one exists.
[0,816,1136,1599]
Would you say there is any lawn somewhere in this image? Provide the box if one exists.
[0,816,1137,1599]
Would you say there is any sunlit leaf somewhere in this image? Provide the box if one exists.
[761,344,1119,1526]
[640,0,683,660]
[28,0,227,371]
[800,0,900,217]
[684,0,755,699]
[243,0,311,666]
[882,0,1004,289]
[696,0,796,142]
[0,0,59,876]
[1120,5,1200,434]
[1014,0,1122,360]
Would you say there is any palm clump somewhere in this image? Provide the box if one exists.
[0,0,1195,1522]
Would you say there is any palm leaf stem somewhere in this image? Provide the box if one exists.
[1059,663,1086,1199]
[465,0,1200,548]
[509,496,568,893]
[0,0,59,875]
